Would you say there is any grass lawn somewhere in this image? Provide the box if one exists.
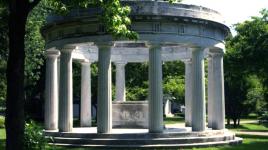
[226,123,268,132]
[0,128,5,149]
[164,116,184,124]
[193,134,268,150]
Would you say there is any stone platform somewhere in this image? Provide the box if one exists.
[44,127,242,148]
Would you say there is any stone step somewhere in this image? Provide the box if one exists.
[45,130,230,139]
[48,137,243,149]
[45,132,190,139]
[49,134,235,145]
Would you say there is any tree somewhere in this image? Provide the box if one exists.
[225,9,268,127]
[2,0,135,149]
[0,4,8,106]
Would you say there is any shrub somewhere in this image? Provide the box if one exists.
[24,120,47,150]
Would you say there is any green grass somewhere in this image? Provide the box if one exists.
[164,116,184,124]
[226,123,268,132]
[0,128,5,149]
[193,134,268,150]
[0,128,5,139]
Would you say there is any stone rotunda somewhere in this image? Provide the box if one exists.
[42,0,242,148]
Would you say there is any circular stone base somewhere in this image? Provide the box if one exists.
[44,127,242,148]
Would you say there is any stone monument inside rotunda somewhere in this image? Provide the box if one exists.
[42,0,242,148]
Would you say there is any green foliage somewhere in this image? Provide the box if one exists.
[244,76,266,115]
[0,5,8,106]
[225,9,268,126]
[25,2,49,96]
[72,62,82,98]
[0,61,6,105]
[24,120,47,150]
[126,86,148,101]
[0,116,4,128]
[163,61,184,77]
[163,75,185,103]
[45,0,138,39]
[100,0,138,39]
[126,63,148,88]
[125,63,149,101]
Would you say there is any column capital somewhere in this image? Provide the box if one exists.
[59,44,77,53]
[207,56,213,60]
[45,50,60,58]
[210,52,224,58]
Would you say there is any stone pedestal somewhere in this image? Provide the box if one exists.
[184,60,192,127]
[97,46,112,133]
[191,48,206,131]
[115,62,127,102]
[59,46,75,132]
[44,50,60,130]
[113,101,148,128]
[80,61,92,127]
[149,46,163,133]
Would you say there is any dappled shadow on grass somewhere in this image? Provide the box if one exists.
[262,123,268,128]
[226,123,268,132]
[215,141,268,150]
[226,124,248,130]
[238,134,268,139]
[220,141,268,150]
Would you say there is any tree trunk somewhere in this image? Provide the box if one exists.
[227,118,230,125]
[5,1,29,149]
[233,118,237,128]
[238,118,240,126]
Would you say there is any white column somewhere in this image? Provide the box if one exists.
[80,60,92,127]
[44,50,60,130]
[115,62,127,102]
[97,46,112,133]
[184,60,192,127]
[58,45,75,132]
[212,52,225,130]
[207,56,214,128]
[149,46,163,133]
[191,47,206,131]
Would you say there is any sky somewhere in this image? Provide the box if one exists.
[182,0,268,28]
